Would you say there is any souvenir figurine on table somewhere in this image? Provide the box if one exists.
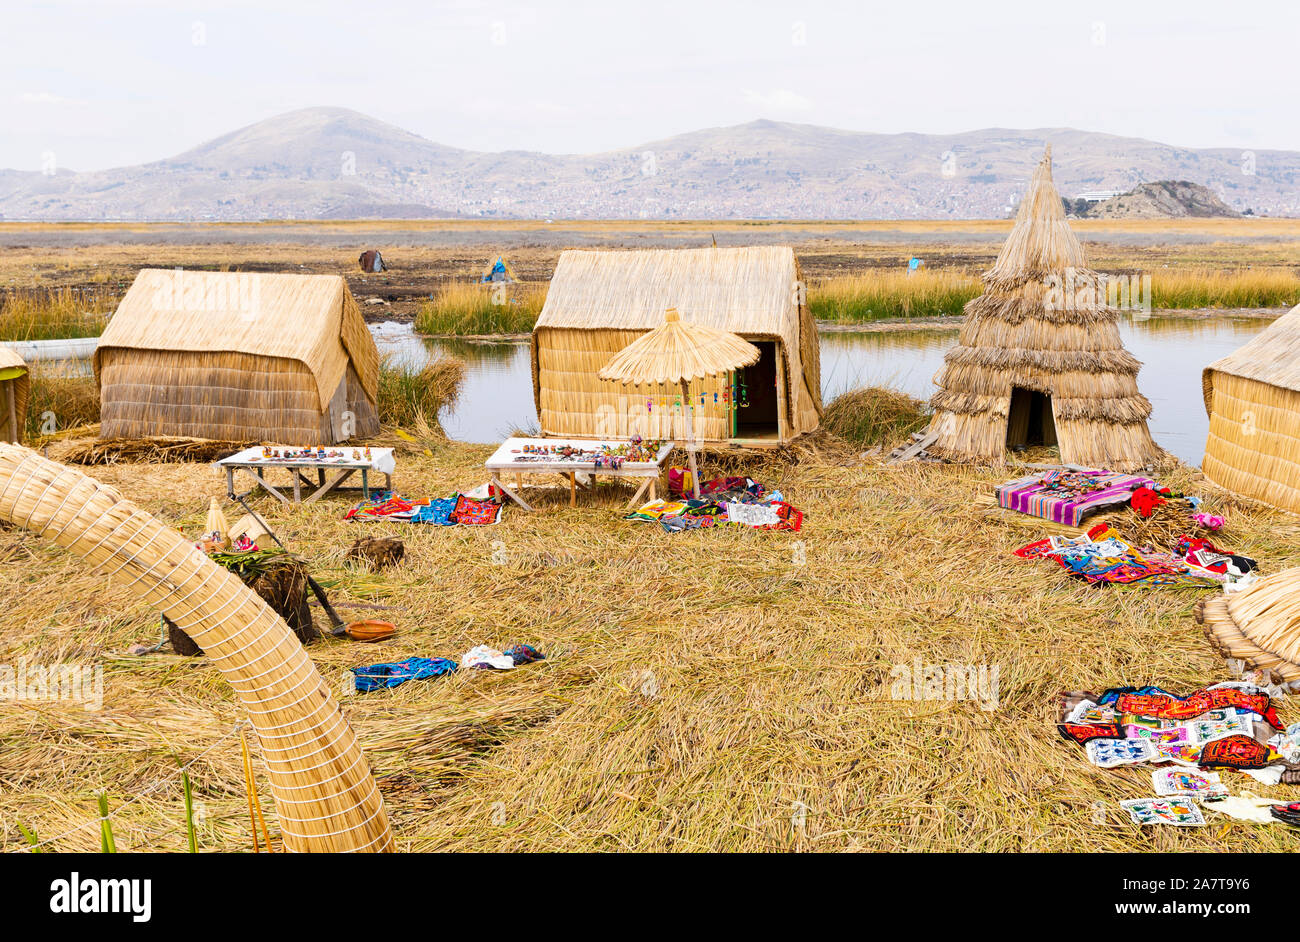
[364,447,372,461]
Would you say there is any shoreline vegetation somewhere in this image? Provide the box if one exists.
[25,358,468,442]
[2,268,1297,343]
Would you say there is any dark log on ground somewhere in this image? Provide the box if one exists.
[168,558,318,655]
[347,536,405,570]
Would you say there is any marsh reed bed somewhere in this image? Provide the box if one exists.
[0,287,115,341]
[415,283,547,336]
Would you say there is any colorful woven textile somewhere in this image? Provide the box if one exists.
[1014,525,1225,589]
[452,494,501,525]
[408,496,458,525]
[996,470,1154,527]
[1115,685,1283,730]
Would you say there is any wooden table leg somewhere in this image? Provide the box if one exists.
[304,468,357,504]
[570,472,577,507]
[225,468,235,499]
[626,476,652,510]
[491,474,534,512]
[362,468,370,500]
[250,469,292,505]
[293,471,301,503]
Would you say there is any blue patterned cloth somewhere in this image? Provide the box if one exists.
[352,656,457,693]
[408,496,459,525]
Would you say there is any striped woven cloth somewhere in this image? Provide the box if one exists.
[996,471,1154,527]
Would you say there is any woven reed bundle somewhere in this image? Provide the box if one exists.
[0,443,394,852]
[1198,569,1300,681]
[927,146,1160,471]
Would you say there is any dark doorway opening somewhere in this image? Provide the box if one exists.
[1006,387,1057,447]
[734,341,779,439]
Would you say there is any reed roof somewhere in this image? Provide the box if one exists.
[96,269,379,409]
[1203,304,1300,409]
[536,246,802,342]
[986,145,1088,286]
[597,307,760,386]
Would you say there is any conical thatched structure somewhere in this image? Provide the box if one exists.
[1198,569,1300,681]
[928,147,1160,470]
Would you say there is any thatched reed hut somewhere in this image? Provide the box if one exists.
[531,247,821,445]
[96,270,380,443]
[0,347,29,444]
[1202,304,1300,512]
[928,147,1160,470]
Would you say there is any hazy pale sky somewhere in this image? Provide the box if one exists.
[3,0,1297,172]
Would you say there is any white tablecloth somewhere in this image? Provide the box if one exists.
[219,445,396,476]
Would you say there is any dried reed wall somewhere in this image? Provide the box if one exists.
[99,350,377,443]
[1203,371,1300,513]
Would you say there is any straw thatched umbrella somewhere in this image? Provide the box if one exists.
[599,307,759,497]
[927,145,1160,470]
[1198,569,1300,681]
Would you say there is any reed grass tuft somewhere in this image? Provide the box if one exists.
[810,271,980,322]
[415,283,547,335]
[376,356,466,429]
[0,288,114,341]
[822,385,930,446]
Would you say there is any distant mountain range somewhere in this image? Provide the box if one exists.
[1,107,1295,221]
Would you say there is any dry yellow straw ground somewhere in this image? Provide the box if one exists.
[1,439,1298,852]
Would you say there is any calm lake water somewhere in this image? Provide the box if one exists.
[369,316,1272,467]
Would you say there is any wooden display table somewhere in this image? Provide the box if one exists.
[219,446,396,506]
[484,437,674,512]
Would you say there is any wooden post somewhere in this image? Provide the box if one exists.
[775,352,788,442]
[569,472,577,507]
[5,384,16,444]
[680,378,700,498]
